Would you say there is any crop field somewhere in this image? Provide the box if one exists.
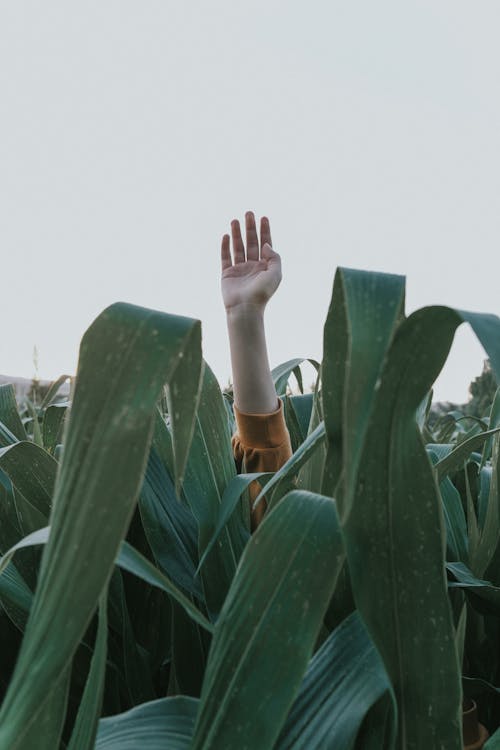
[1,267,500,749]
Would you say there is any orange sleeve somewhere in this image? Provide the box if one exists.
[231,398,293,531]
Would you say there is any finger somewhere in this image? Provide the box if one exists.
[231,219,245,264]
[245,210,259,261]
[260,216,272,250]
[221,234,232,271]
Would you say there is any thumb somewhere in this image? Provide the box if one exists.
[261,242,280,263]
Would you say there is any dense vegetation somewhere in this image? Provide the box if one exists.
[1,268,500,749]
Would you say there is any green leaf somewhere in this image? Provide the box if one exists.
[139,448,203,600]
[0,562,32,629]
[481,386,500,466]
[42,403,68,455]
[321,268,500,749]
[321,267,406,509]
[67,591,108,750]
[0,526,212,634]
[0,384,27,441]
[0,441,57,522]
[182,362,247,617]
[253,422,326,512]
[196,471,274,575]
[116,541,213,634]
[276,611,397,750]
[427,451,468,564]
[447,561,500,617]
[191,490,345,750]
[474,434,500,578]
[464,465,480,567]
[287,394,314,439]
[0,526,50,576]
[271,358,320,397]
[485,727,500,749]
[40,374,72,410]
[0,419,19,449]
[108,569,155,705]
[339,305,463,749]
[0,302,203,750]
[24,398,43,447]
[95,696,198,749]
[434,427,500,482]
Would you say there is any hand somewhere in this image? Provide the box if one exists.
[221,212,282,312]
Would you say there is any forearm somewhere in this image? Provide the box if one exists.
[226,303,279,414]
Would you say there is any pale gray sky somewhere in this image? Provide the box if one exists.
[1,1,499,402]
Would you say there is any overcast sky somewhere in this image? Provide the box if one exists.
[1,1,499,402]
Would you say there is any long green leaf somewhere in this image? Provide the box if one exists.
[435,427,500,482]
[253,422,326,512]
[117,541,212,633]
[196,471,274,575]
[95,696,198,749]
[0,302,203,749]
[321,267,406,509]
[322,268,500,749]
[0,441,57,522]
[0,385,27,441]
[182,362,247,618]
[485,728,500,749]
[271,358,320,396]
[139,448,203,600]
[66,591,108,750]
[191,490,345,750]
[339,305,463,749]
[0,525,212,633]
[276,611,397,750]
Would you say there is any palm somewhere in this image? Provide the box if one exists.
[220,213,282,311]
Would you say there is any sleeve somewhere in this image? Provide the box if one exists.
[231,397,293,531]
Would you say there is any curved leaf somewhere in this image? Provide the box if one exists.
[191,490,345,750]
[0,384,27,441]
[0,302,203,750]
[67,591,108,750]
[95,696,198,750]
[276,611,397,750]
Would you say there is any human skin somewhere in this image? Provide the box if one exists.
[221,211,282,414]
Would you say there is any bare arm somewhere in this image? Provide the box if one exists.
[221,212,282,414]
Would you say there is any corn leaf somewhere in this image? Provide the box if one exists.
[182,362,248,618]
[42,403,68,455]
[191,490,345,750]
[95,696,198,749]
[276,611,397,750]
[485,729,500,749]
[66,591,108,750]
[0,527,212,633]
[40,374,72,410]
[322,266,500,748]
[0,441,57,521]
[321,267,406,509]
[0,384,27,441]
[337,305,464,749]
[271,358,320,397]
[435,427,500,482]
[253,422,326,512]
[138,448,203,600]
[196,471,274,575]
[0,302,203,749]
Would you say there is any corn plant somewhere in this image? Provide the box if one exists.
[0,269,500,749]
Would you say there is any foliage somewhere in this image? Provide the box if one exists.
[0,271,500,749]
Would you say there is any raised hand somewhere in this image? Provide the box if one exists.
[221,212,282,312]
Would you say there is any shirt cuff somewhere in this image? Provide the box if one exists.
[233,398,289,449]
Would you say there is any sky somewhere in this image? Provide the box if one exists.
[1,1,499,402]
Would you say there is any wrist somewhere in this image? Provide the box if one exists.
[225,302,266,321]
